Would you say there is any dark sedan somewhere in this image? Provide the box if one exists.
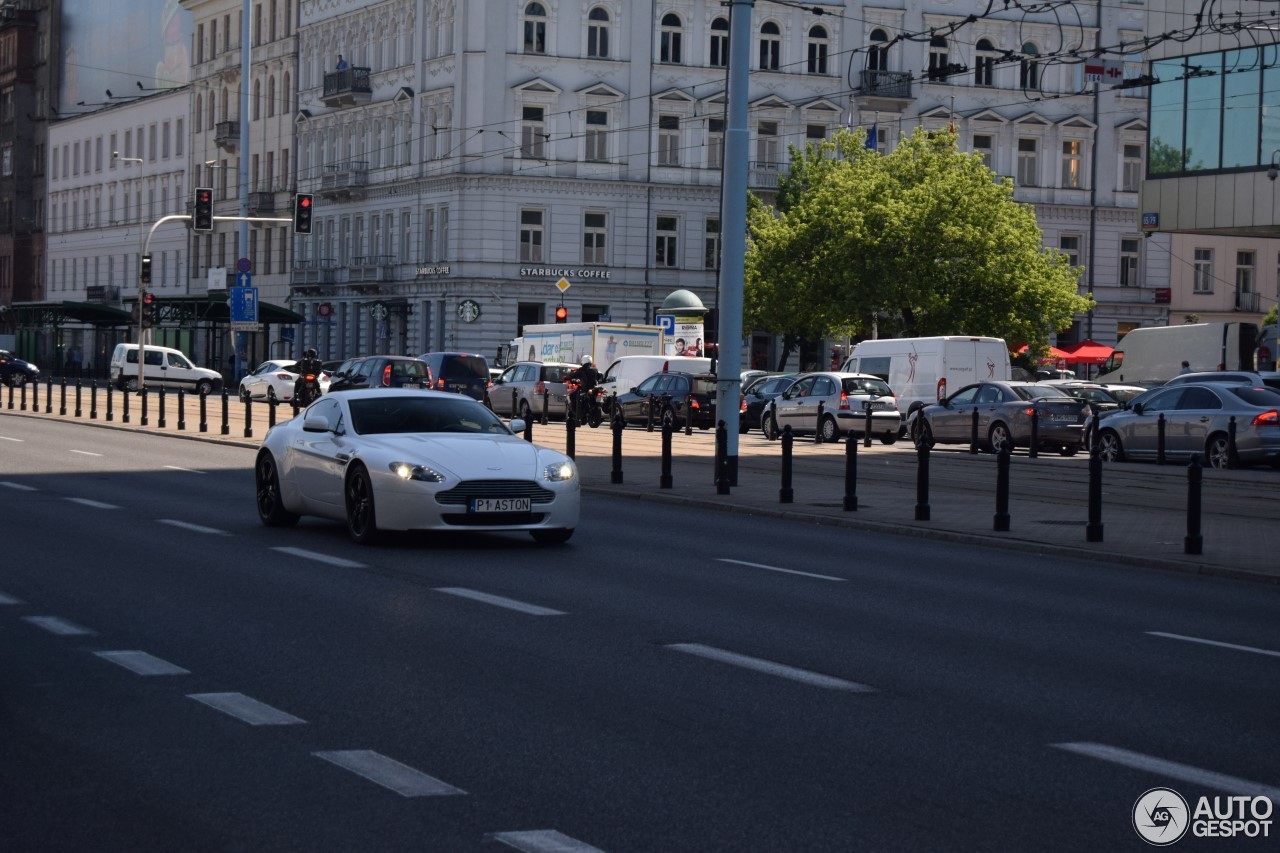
[0,350,39,387]
[908,381,1090,456]
[614,371,719,430]
[740,373,798,433]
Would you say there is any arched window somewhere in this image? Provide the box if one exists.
[710,17,729,67]
[928,36,949,81]
[660,13,682,64]
[283,71,291,115]
[807,25,829,74]
[867,28,889,71]
[523,2,547,55]
[759,21,781,71]
[194,94,203,133]
[587,7,609,58]
[975,38,996,87]
[1020,42,1040,90]
[252,79,261,120]
[267,75,276,117]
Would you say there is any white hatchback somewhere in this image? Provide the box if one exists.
[764,371,902,444]
[239,359,330,403]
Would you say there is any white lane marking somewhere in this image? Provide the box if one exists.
[0,591,23,605]
[187,692,306,726]
[157,519,229,536]
[717,557,845,582]
[23,616,94,636]
[0,435,23,442]
[490,829,606,852]
[270,547,367,569]
[94,650,190,676]
[1052,743,1280,802]
[64,497,118,510]
[313,750,467,797]
[434,587,566,616]
[163,465,206,474]
[1147,631,1280,660]
[0,481,37,491]
[667,643,874,692]
[69,449,103,457]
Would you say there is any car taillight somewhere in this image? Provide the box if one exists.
[690,398,701,409]
[382,365,392,386]
[740,397,747,412]
[1253,410,1280,426]
[839,390,850,411]
[436,377,446,390]
[937,378,946,401]
[275,373,292,380]
[535,380,546,395]
[1023,407,1036,417]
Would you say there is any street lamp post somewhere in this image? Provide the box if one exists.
[114,151,148,391]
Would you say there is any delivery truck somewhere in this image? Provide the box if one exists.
[1094,322,1259,385]
[503,322,665,370]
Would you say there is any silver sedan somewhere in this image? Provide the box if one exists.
[909,381,1089,456]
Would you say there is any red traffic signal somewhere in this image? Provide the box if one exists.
[140,290,156,328]
[193,187,214,232]
[293,193,314,234]
[554,304,568,323]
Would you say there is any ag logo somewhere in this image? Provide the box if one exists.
[1133,787,1189,845]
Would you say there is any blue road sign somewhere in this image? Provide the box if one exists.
[230,286,259,323]
[236,271,253,288]
[656,313,676,334]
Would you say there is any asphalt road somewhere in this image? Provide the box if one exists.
[1,418,1278,852]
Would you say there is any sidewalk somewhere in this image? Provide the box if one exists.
[4,382,1278,584]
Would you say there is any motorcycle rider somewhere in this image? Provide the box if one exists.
[294,347,325,405]
[565,355,602,424]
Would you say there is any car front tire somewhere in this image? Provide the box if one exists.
[1097,430,1125,462]
[912,418,934,450]
[1206,434,1232,469]
[255,452,299,527]
[762,412,780,441]
[344,464,382,545]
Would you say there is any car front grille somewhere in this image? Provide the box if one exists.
[435,479,555,506]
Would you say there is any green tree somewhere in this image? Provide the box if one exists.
[745,127,1093,353]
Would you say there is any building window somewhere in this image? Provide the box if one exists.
[1020,43,1039,90]
[520,209,544,262]
[583,212,607,265]
[1120,238,1140,287]
[1060,235,1081,267]
[973,134,993,170]
[707,118,725,168]
[1061,139,1083,188]
[806,123,827,144]
[867,29,889,71]
[710,17,729,68]
[1237,250,1256,294]
[585,110,609,162]
[975,38,996,87]
[704,217,721,270]
[658,114,681,166]
[759,21,781,71]
[655,216,678,267]
[1193,248,1213,292]
[1122,143,1142,191]
[756,120,779,167]
[807,25,829,74]
[660,13,682,64]
[521,106,546,159]
[928,36,949,81]
[523,2,547,55]
[1017,138,1039,186]
[587,7,610,59]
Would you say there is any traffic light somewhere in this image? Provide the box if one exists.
[140,290,156,328]
[554,304,568,323]
[293,192,313,234]
[193,187,214,232]
[139,253,152,284]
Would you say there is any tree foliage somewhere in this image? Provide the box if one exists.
[744,127,1093,352]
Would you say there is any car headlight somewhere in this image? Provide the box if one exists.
[388,462,446,482]
[543,460,577,482]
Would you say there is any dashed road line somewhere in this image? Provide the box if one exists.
[163,465,206,474]
[435,587,566,616]
[0,435,23,442]
[94,650,191,676]
[490,829,606,852]
[667,643,875,692]
[1052,743,1280,802]
[187,692,306,726]
[1,481,37,490]
[313,750,467,797]
[64,497,118,510]
[270,547,367,569]
[69,449,103,457]
[1147,631,1280,660]
[157,519,229,535]
[23,615,94,636]
[717,557,846,582]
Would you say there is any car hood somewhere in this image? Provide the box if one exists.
[357,432,554,478]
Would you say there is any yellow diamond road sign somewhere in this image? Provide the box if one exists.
[555,277,571,293]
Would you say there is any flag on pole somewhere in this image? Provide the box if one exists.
[866,123,878,151]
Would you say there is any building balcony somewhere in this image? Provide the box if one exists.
[854,70,913,110]
[248,190,277,213]
[1236,291,1260,313]
[214,120,239,151]
[748,161,782,190]
[322,66,372,108]
[319,161,368,200]
[291,258,338,293]
[348,256,396,291]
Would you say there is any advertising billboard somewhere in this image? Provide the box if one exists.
[61,0,191,110]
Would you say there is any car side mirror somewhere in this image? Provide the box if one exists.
[1132,402,1145,415]
[509,418,526,434]
[303,413,333,433]
[630,387,640,394]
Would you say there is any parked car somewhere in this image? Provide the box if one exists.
[238,359,331,403]
[0,350,39,387]
[908,380,1089,455]
[613,371,720,430]
[254,388,579,544]
[490,360,575,420]
[416,352,492,401]
[764,372,902,444]
[1093,382,1280,468]
[327,356,432,392]
[741,373,799,433]
[1042,381,1126,416]
[108,343,223,395]
[1164,370,1280,393]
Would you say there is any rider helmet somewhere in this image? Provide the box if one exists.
[304,348,318,359]
[581,355,593,366]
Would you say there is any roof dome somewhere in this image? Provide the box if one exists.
[660,289,707,314]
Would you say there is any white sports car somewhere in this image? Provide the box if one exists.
[239,359,331,403]
[254,389,579,544]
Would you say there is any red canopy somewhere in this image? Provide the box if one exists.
[1015,344,1071,364]
[1061,340,1113,365]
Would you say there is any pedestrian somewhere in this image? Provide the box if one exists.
[1178,360,1192,374]
[335,54,348,70]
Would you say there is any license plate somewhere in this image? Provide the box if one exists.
[469,497,531,513]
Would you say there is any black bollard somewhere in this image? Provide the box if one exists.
[646,395,655,432]
[1086,444,1104,542]
[660,420,673,488]
[158,387,167,429]
[815,400,825,445]
[684,393,692,437]
[715,421,730,494]
[74,379,83,418]
[994,446,1011,531]
[541,387,549,425]
[44,376,53,413]
[523,413,533,442]
[243,396,253,439]
[122,383,131,423]
[59,378,67,416]
[565,410,576,459]
[779,424,794,504]
[199,389,208,433]
[1157,413,1166,465]
[969,408,979,455]
[89,381,98,420]
[21,380,28,412]
[177,389,186,430]
[1227,416,1239,469]
[268,398,278,429]
[5,381,10,410]
[105,383,112,421]
[863,402,873,448]
[512,388,518,419]
[1028,407,1038,459]
[140,387,149,426]
[220,388,229,436]
[611,410,624,484]
[1185,456,1203,555]
[915,441,931,521]
[843,430,858,511]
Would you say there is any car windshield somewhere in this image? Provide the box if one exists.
[542,365,572,382]
[1014,385,1072,400]
[842,377,892,396]
[349,396,512,436]
[439,356,489,380]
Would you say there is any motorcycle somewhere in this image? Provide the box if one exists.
[565,379,604,428]
[294,372,324,408]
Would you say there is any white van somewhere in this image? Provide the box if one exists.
[109,343,223,394]
[841,336,1011,413]
[599,355,712,399]
[1094,322,1259,385]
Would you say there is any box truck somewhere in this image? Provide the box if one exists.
[840,335,1012,412]
[504,322,665,370]
[1094,322,1259,386]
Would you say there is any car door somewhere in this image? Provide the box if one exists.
[287,397,350,512]
[492,365,520,415]
[623,374,664,422]
[1171,385,1222,458]
[931,384,980,441]
[777,375,818,434]
[1118,386,1184,459]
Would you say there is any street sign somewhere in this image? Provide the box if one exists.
[236,271,253,288]
[656,313,676,334]
[555,277,571,293]
[237,257,253,274]
[230,286,259,324]
[281,327,296,342]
